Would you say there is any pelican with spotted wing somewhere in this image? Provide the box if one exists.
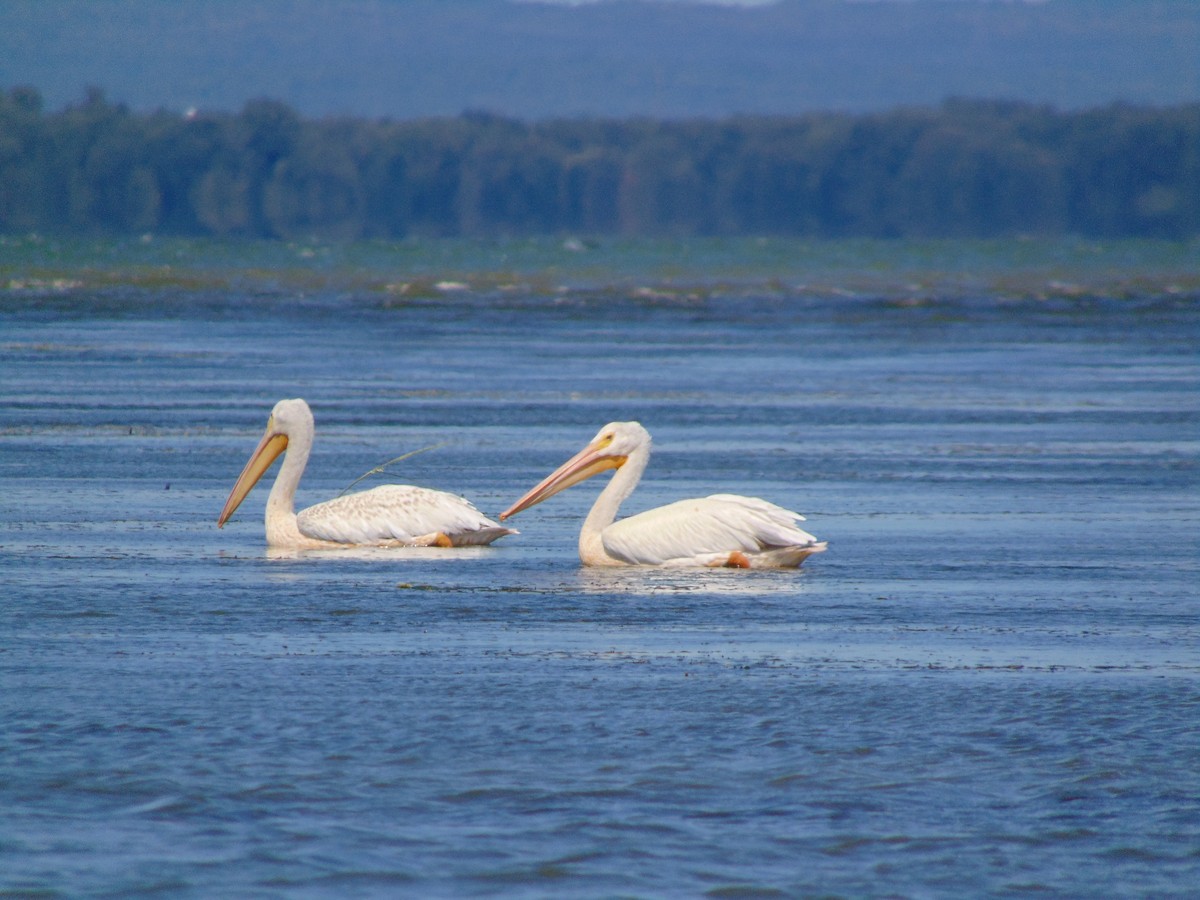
[500,421,825,568]
[217,398,516,550]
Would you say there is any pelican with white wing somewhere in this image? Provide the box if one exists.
[500,421,825,568]
[218,398,515,551]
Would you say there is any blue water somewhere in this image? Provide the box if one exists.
[2,237,1199,896]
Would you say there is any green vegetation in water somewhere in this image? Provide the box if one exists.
[3,236,1199,308]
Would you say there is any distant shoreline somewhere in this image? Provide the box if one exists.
[2,88,1197,241]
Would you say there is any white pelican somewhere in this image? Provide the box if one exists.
[217,398,516,550]
[500,421,826,568]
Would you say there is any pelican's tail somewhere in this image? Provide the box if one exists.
[446,525,520,547]
[754,541,828,568]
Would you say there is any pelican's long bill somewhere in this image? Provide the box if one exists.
[217,427,289,527]
[500,436,626,521]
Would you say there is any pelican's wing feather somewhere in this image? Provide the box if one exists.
[297,484,508,545]
[602,494,822,565]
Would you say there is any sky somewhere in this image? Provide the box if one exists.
[0,0,1195,119]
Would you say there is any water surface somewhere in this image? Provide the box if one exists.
[2,237,1198,896]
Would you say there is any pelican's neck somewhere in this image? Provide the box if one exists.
[264,428,311,547]
[579,441,649,564]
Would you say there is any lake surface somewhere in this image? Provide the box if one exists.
[2,236,1198,897]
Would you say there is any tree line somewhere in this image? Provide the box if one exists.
[1,87,1197,240]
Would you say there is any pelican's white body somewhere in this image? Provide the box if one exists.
[276,484,512,550]
[593,494,823,568]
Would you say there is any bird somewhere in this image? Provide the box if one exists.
[500,421,825,568]
[217,398,516,550]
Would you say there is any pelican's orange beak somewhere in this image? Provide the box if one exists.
[217,422,288,527]
[500,435,626,520]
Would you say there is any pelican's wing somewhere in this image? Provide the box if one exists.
[297,484,514,546]
[602,494,823,566]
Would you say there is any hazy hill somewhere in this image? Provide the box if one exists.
[1,0,1197,119]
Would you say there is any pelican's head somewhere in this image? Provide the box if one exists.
[217,398,313,527]
[500,420,650,520]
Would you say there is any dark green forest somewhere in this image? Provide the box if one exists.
[2,87,1198,240]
